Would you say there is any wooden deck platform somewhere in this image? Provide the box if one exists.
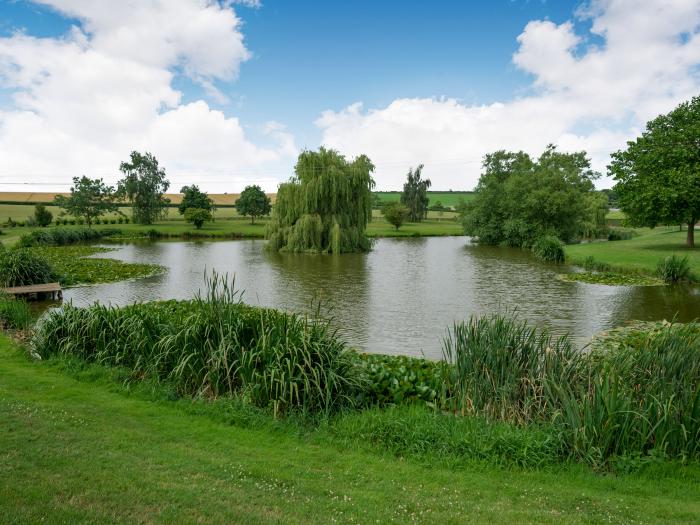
[2,282,63,300]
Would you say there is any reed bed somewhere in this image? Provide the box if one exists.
[32,274,362,415]
[0,246,55,287]
[443,314,700,464]
[0,293,32,330]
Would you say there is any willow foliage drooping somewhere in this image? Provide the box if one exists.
[267,148,375,253]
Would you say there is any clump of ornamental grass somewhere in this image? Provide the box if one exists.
[0,293,32,330]
[31,272,363,415]
[656,255,691,283]
[0,247,55,287]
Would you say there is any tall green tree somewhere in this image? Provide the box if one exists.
[236,185,271,224]
[54,176,118,227]
[400,164,431,222]
[610,96,700,247]
[178,185,214,215]
[117,151,170,225]
[463,146,598,246]
[267,148,375,253]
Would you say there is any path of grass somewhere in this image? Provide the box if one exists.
[566,226,700,276]
[1,335,700,524]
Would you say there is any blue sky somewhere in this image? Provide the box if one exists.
[0,0,697,191]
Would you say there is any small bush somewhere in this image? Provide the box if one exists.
[531,235,565,263]
[0,248,55,287]
[656,255,691,283]
[608,228,637,241]
[34,204,53,227]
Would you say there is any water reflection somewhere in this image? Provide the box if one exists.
[63,237,700,359]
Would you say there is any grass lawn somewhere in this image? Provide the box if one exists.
[374,191,474,208]
[566,226,700,276]
[1,216,463,247]
[2,335,699,524]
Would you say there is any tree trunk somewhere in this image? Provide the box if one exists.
[688,218,695,248]
[251,216,255,225]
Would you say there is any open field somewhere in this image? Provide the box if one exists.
[374,191,475,208]
[2,335,700,524]
[0,192,274,206]
[0,215,463,247]
[566,226,700,276]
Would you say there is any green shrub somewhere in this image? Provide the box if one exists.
[608,228,637,241]
[17,228,119,248]
[0,248,55,287]
[531,235,565,263]
[353,353,441,406]
[656,255,691,283]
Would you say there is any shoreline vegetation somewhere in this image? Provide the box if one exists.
[2,276,700,522]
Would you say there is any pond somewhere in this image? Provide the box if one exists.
[64,236,700,359]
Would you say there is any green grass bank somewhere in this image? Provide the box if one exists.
[565,226,700,277]
[2,334,700,524]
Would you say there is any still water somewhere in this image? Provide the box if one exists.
[64,237,700,359]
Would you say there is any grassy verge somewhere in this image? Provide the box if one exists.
[2,335,700,524]
[1,216,464,247]
[565,227,700,278]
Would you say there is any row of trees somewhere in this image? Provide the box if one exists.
[462,146,607,247]
[52,151,272,229]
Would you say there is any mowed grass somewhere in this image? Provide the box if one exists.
[566,226,700,276]
[2,336,700,524]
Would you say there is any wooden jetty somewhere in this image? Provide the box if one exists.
[2,282,63,301]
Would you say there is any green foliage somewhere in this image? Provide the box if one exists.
[235,185,271,224]
[353,353,441,406]
[400,164,431,222]
[607,228,637,241]
[32,274,362,415]
[183,207,212,229]
[33,204,52,227]
[178,185,213,215]
[40,246,164,286]
[532,235,565,263]
[611,96,700,247]
[380,201,410,230]
[17,228,118,248]
[329,405,564,468]
[54,176,118,227]
[267,148,375,253]
[0,248,55,287]
[117,151,170,225]
[442,314,700,464]
[442,313,577,422]
[463,146,599,246]
[0,294,32,330]
[656,255,691,283]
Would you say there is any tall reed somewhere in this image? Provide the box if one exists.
[32,273,362,415]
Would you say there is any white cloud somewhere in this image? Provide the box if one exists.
[318,0,700,190]
[0,1,295,192]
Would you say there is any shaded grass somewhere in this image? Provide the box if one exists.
[2,335,700,524]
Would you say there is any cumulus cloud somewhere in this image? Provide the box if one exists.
[0,0,295,192]
[318,0,700,190]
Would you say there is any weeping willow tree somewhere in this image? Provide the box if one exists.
[267,148,375,253]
